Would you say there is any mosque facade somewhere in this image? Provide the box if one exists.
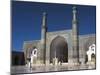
[23,6,96,67]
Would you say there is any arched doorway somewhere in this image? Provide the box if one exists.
[91,53,95,62]
[50,36,68,63]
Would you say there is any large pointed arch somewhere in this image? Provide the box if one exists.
[50,36,68,63]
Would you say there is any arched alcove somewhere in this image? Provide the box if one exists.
[50,36,68,63]
[84,37,95,63]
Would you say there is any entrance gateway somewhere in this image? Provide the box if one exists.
[50,36,68,63]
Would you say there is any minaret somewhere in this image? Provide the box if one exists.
[72,6,79,63]
[41,12,47,64]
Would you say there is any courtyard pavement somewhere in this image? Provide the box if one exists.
[11,64,95,74]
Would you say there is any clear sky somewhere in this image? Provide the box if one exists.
[12,1,96,51]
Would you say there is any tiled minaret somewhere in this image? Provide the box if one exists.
[72,6,79,64]
[41,12,47,64]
